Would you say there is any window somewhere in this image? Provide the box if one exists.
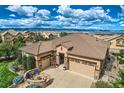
[116,38,124,47]
[69,57,95,66]
[75,59,80,63]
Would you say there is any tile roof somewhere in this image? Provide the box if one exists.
[20,34,110,60]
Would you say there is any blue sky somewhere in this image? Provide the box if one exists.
[0,5,124,30]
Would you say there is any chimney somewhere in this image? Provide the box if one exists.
[96,37,98,41]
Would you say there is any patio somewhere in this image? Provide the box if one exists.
[43,65,94,88]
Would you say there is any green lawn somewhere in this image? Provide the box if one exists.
[0,61,17,88]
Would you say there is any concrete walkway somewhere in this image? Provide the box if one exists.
[43,65,93,88]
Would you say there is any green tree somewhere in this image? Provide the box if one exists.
[59,32,68,37]
[95,81,112,88]
[112,69,124,88]
[14,36,25,48]
[0,35,2,43]
[34,33,44,42]
[22,55,27,70]
[16,53,22,64]
[27,56,36,70]
[0,43,16,59]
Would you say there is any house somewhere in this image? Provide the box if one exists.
[20,34,110,79]
[93,34,124,52]
[1,30,24,43]
[24,35,34,45]
[41,31,59,39]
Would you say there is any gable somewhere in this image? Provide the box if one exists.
[56,45,68,53]
[109,35,124,42]
[4,32,13,39]
[16,33,24,37]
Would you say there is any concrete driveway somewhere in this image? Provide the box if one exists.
[43,65,94,88]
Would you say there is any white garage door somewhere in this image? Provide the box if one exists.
[69,58,95,78]
[42,56,50,69]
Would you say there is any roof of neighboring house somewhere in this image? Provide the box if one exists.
[93,34,122,41]
[20,34,109,60]
[1,30,26,36]
[2,30,18,36]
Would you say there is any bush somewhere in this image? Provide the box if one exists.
[112,69,124,88]
[8,62,18,72]
[0,63,17,88]
[26,83,42,88]
[59,32,68,37]
[22,55,27,70]
[95,81,112,88]
[13,75,24,85]
[27,56,36,70]
[16,54,22,65]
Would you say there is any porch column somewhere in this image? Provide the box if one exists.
[56,55,59,65]
[34,56,40,68]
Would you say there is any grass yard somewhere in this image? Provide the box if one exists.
[0,61,17,88]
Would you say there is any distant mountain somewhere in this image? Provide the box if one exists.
[0,28,124,34]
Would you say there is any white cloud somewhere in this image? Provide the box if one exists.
[0,5,119,30]
[57,5,116,22]
[120,5,124,15]
[9,14,16,17]
[36,9,51,20]
[6,5,38,17]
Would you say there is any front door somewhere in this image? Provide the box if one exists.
[59,53,64,64]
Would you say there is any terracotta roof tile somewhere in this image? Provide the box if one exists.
[20,34,109,60]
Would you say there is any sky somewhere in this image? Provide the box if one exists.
[0,5,124,30]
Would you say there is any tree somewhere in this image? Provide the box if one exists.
[16,53,22,64]
[34,33,44,42]
[27,56,36,70]
[14,36,25,48]
[112,69,124,88]
[95,81,112,88]
[22,55,27,70]
[120,49,124,55]
[0,35,2,43]
[59,32,68,37]
[0,43,16,59]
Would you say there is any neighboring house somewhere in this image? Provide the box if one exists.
[24,35,34,45]
[41,31,59,39]
[1,30,24,44]
[94,34,124,52]
[1,31,14,43]
[20,34,110,79]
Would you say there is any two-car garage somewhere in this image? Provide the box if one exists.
[68,57,96,79]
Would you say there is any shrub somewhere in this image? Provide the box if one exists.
[27,56,36,70]
[0,63,17,88]
[22,55,27,70]
[8,62,18,72]
[112,69,124,88]
[0,35,2,43]
[16,54,22,65]
[26,83,42,88]
[95,81,112,88]
[13,75,24,85]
